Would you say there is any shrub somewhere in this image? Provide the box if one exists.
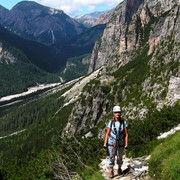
[127,103,180,157]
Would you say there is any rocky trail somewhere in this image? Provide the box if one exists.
[100,155,150,180]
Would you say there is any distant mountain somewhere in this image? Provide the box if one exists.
[0,23,105,74]
[61,24,106,51]
[75,11,108,28]
[0,2,106,97]
[94,8,115,26]
[0,1,86,45]
[0,8,106,73]
[0,1,106,73]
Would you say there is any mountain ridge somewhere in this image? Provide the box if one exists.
[0,1,86,45]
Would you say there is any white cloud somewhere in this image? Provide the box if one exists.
[88,5,96,11]
[29,0,122,17]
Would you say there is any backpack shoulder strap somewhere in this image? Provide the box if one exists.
[110,120,115,130]
[122,121,125,129]
[118,120,125,134]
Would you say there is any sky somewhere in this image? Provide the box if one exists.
[0,0,123,17]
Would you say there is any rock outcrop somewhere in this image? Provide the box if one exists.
[0,42,21,64]
[88,0,179,73]
[0,26,28,64]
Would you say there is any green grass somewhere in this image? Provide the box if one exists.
[149,131,180,180]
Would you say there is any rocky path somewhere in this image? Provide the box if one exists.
[100,155,150,180]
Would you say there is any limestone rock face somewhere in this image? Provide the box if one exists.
[88,0,179,73]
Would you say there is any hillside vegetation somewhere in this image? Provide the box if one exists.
[0,63,60,97]
[60,54,90,82]
[0,27,60,97]
[149,131,180,180]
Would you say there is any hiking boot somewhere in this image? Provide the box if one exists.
[109,170,114,179]
[117,168,123,175]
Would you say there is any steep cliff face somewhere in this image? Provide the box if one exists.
[64,0,179,136]
[88,0,179,72]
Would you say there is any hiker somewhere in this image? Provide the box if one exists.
[103,105,128,178]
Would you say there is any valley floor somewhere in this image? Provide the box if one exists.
[0,83,61,102]
[0,129,26,140]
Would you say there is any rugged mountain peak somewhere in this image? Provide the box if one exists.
[0,5,9,19]
[12,1,44,9]
[0,1,86,45]
[11,1,64,16]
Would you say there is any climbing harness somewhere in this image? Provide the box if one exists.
[109,120,126,147]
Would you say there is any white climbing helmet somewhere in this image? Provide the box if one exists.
[113,105,121,112]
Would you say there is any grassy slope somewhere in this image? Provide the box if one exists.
[149,131,180,180]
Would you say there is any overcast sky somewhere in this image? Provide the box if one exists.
[0,0,123,17]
